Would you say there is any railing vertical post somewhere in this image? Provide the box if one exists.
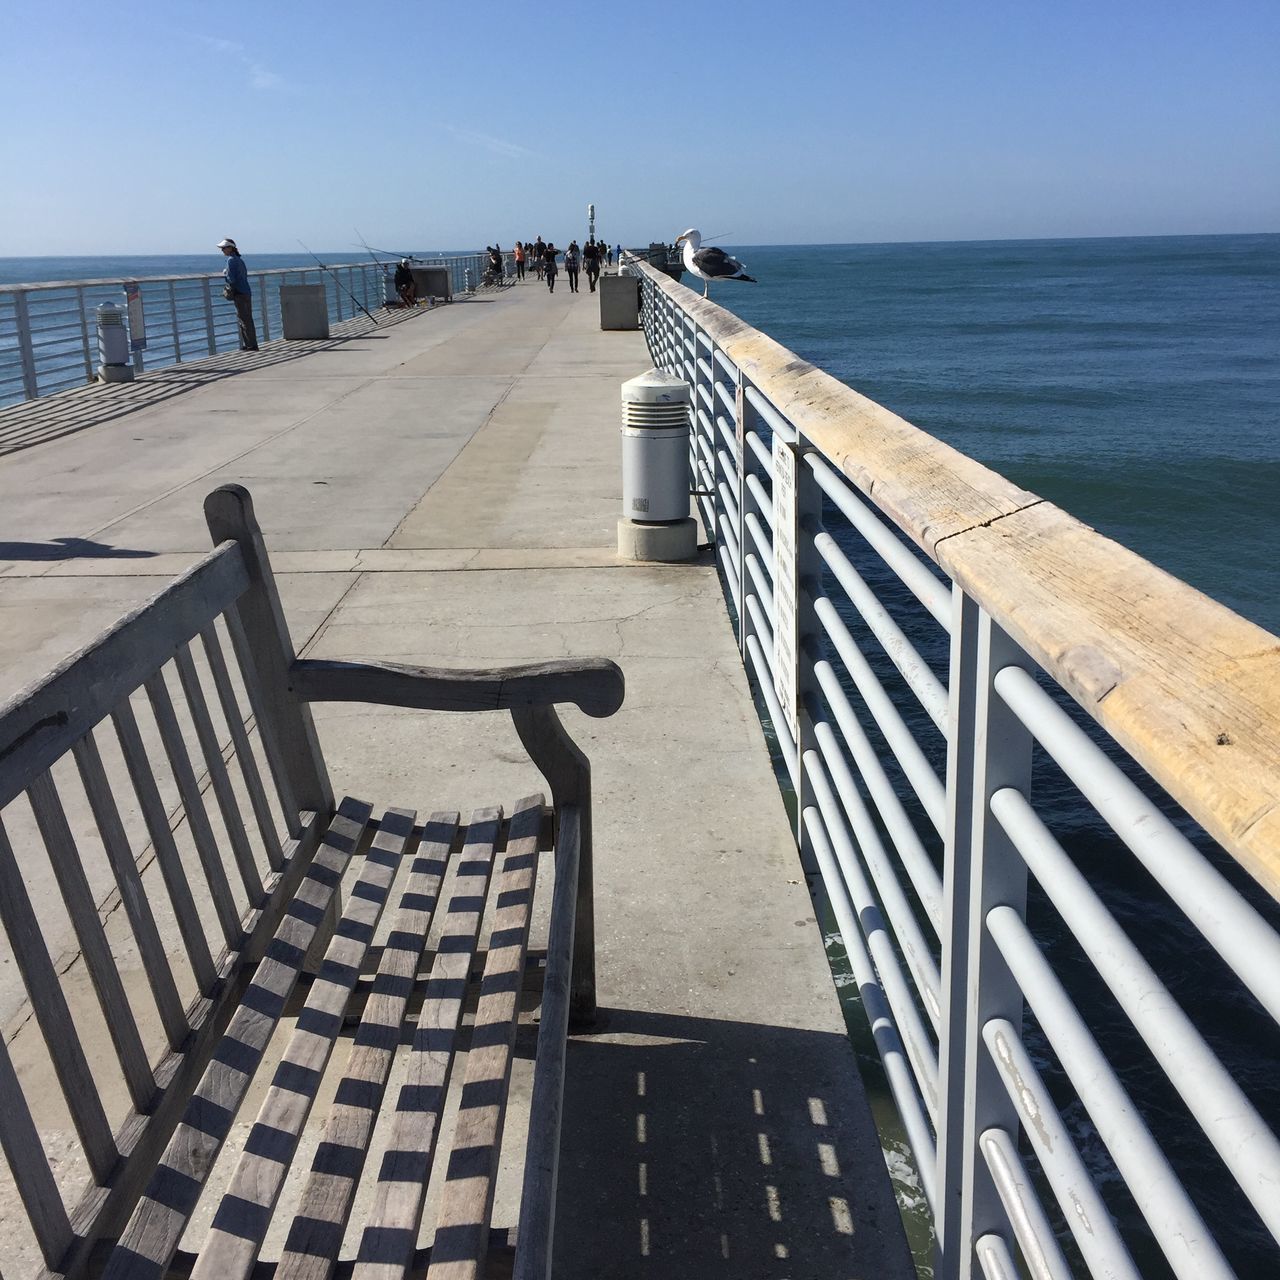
[14,290,38,401]
[771,427,802,796]
[689,322,708,539]
[76,286,93,383]
[168,281,182,363]
[793,442,823,874]
[935,590,1033,1280]
[201,277,216,355]
[258,275,270,344]
[736,373,753,658]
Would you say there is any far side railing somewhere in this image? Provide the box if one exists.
[0,253,506,408]
[624,253,1280,1280]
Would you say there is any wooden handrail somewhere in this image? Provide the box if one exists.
[637,260,1280,900]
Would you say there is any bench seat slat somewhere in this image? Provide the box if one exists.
[73,733,190,1051]
[144,671,243,950]
[27,771,157,1113]
[101,798,374,1280]
[110,700,219,993]
[173,644,264,904]
[193,808,418,1280]
[426,795,544,1280]
[200,624,285,872]
[351,807,506,1280]
[278,812,460,1280]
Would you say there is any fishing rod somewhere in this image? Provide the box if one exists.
[354,228,389,270]
[297,239,377,325]
[358,241,429,263]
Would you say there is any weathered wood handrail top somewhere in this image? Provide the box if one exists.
[636,260,1280,899]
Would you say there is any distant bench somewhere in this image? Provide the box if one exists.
[0,484,624,1280]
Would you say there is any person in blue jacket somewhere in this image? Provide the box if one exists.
[218,238,259,351]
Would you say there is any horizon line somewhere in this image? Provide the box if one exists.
[2,229,1278,260]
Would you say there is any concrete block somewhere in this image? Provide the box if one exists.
[280,284,330,340]
[599,275,641,330]
[617,517,697,562]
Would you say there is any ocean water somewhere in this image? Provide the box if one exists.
[696,235,1280,1277]
[0,250,474,287]
[711,235,1280,637]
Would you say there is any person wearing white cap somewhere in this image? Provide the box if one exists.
[393,258,416,308]
[218,238,259,351]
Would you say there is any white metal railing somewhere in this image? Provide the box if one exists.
[0,253,505,407]
[626,253,1280,1280]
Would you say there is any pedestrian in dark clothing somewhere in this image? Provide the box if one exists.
[564,241,581,293]
[394,259,417,307]
[533,236,546,281]
[218,237,258,351]
[583,238,600,291]
[543,243,559,293]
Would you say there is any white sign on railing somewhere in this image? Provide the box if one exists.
[124,281,146,352]
[772,434,800,742]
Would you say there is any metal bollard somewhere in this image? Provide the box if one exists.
[617,368,697,562]
[96,302,135,383]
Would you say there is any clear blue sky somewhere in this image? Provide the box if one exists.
[2,0,1277,254]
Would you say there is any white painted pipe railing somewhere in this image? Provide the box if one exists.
[0,253,504,407]
[624,252,1280,1279]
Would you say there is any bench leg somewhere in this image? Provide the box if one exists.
[510,706,596,1027]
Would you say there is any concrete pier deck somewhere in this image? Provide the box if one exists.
[0,283,912,1277]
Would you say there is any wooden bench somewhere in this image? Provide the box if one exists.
[0,484,624,1280]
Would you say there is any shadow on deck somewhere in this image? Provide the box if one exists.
[554,1007,901,1279]
[0,304,430,457]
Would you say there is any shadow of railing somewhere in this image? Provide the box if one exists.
[554,1006,910,1279]
[0,304,430,457]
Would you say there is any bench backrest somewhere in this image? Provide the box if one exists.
[0,485,332,1279]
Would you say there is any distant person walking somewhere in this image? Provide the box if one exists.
[514,240,526,281]
[218,237,258,351]
[564,241,581,293]
[543,242,559,293]
[533,236,546,281]
[583,238,600,291]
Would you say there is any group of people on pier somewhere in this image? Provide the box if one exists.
[513,238,617,294]
[215,234,624,350]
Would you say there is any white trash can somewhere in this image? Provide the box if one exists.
[618,368,697,561]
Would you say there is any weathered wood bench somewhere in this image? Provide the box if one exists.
[0,484,624,1280]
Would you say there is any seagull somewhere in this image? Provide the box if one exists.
[675,228,757,297]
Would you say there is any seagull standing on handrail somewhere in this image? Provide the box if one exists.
[675,228,757,297]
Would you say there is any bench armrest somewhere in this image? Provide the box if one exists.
[288,657,625,718]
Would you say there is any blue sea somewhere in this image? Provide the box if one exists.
[711,234,1280,638]
[0,250,473,288]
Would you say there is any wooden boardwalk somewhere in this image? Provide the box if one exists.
[0,282,913,1278]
